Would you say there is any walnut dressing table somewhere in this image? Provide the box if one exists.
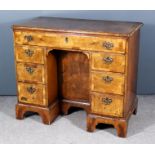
[13,17,143,137]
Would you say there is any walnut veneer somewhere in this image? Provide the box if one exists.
[13,17,143,137]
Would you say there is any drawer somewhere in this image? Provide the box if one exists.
[16,63,46,83]
[91,53,125,73]
[14,30,126,53]
[18,82,47,106]
[91,92,124,117]
[15,45,45,64]
[91,71,125,95]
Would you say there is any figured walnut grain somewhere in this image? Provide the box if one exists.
[91,92,124,117]
[17,82,47,106]
[91,52,125,73]
[91,71,125,95]
[15,45,45,64]
[16,62,45,83]
[14,30,126,53]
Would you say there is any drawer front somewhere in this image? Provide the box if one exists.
[91,93,123,117]
[14,31,126,53]
[15,45,45,64]
[91,53,125,73]
[18,82,47,106]
[16,63,45,83]
[91,71,125,95]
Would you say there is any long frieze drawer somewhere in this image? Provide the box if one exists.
[91,92,124,117]
[16,63,46,83]
[15,45,45,64]
[14,30,126,53]
[91,52,125,73]
[91,71,125,95]
[18,82,47,106]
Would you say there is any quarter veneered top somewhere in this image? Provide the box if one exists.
[12,17,143,37]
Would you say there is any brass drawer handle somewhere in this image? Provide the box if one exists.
[25,66,35,74]
[25,49,34,57]
[103,41,114,50]
[27,86,36,94]
[103,76,113,83]
[103,56,113,64]
[24,35,33,42]
[102,97,112,105]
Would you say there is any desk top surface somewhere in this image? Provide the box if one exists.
[13,17,143,37]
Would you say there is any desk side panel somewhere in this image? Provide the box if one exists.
[124,30,140,116]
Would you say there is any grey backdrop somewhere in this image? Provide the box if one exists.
[0,10,154,95]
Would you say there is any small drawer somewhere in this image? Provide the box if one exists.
[16,63,46,83]
[91,71,125,95]
[91,53,125,73]
[91,92,124,117]
[18,82,47,106]
[15,45,45,64]
[14,30,126,53]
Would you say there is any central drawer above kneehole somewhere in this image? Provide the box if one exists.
[14,30,127,53]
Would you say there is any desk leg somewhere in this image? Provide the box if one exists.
[16,102,60,125]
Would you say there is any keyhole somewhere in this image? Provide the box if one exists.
[65,37,69,43]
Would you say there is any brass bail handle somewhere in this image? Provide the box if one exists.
[103,41,114,50]
[27,86,36,94]
[102,97,112,105]
[25,66,35,74]
[25,49,34,57]
[103,56,113,64]
[103,76,113,83]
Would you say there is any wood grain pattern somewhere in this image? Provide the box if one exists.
[87,113,128,137]
[87,97,138,137]
[91,92,124,117]
[16,62,45,83]
[15,45,45,64]
[13,17,142,136]
[56,50,89,101]
[91,52,126,73]
[12,17,143,37]
[123,30,140,117]
[14,30,126,53]
[91,71,125,95]
[17,82,47,106]
[61,99,90,115]
[46,51,58,105]
[16,101,60,125]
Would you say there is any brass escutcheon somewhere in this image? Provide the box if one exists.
[25,49,34,57]
[103,41,114,50]
[103,76,113,83]
[102,97,112,105]
[103,56,113,64]
[27,86,36,94]
[25,66,34,74]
